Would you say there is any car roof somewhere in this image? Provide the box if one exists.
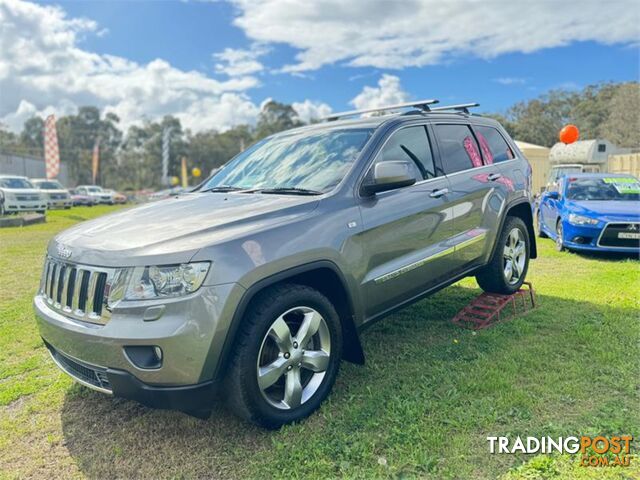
[277,112,501,137]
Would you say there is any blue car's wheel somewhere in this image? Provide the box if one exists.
[555,220,564,252]
[537,210,548,238]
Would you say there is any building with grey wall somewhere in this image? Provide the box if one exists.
[0,152,70,185]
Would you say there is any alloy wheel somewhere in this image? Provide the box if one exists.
[503,228,526,285]
[556,222,564,251]
[257,306,331,410]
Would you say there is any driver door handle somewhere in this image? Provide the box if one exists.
[430,188,449,198]
[488,173,502,181]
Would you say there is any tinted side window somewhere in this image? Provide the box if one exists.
[434,124,482,174]
[474,125,515,164]
[376,126,437,180]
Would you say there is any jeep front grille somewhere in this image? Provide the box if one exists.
[42,257,114,324]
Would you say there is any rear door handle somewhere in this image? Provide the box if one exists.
[430,188,449,198]
[488,173,502,181]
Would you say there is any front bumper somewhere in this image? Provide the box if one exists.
[4,199,47,212]
[34,282,245,409]
[47,198,72,208]
[44,341,221,411]
[561,220,640,253]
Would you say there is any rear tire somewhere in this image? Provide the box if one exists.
[476,216,530,295]
[226,283,343,429]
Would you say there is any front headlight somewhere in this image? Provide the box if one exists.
[110,262,210,302]
[568,213,599,226]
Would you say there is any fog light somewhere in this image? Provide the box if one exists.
[124,345,163,369]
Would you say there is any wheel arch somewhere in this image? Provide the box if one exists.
[505,200,538,259]
[213,260,365,381]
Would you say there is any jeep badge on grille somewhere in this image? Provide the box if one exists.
[56,243,72,259]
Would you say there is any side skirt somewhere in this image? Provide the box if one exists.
[358,264,482,333]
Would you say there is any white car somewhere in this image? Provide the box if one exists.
[31,179,73,209]
[0,175,47,215]
[75,185,113,205]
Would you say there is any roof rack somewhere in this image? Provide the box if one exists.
[323,99,439,121]
[429,103,480,114]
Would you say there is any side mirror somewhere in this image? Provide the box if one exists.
[362,161,416,195]
[547,191,560,200]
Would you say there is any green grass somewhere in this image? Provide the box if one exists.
[1,207,638,479]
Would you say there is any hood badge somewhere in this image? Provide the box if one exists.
[56,243,72,259]
[628,224,638,231]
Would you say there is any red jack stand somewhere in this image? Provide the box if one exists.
[452,282,536,330]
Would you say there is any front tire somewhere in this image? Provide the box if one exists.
[537,210,548,238]
[555,220,565,252]
[226,284,343,429]
[476,216,530,294]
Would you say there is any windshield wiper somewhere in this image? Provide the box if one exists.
[257,187,323,196]
[203,185,246,193]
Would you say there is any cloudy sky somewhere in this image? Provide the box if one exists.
[1,0,638,133]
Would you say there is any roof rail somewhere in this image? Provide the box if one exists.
[429,103,480,114]
[323,99,439,121]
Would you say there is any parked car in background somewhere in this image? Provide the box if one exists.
[538,173,640,253]
[103,189,127,204]
[0,175,47,215]
[31,179,72,209]
[75,185,113,204]
[34,100,537,428]
[69,189,94,206]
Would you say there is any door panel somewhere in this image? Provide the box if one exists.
[358,177,454,318]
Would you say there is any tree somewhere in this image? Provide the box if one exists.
[255,101,303,140]
[601,83,640,148]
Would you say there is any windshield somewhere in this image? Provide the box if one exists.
[565,177,640,201]
[548,166,582,183]
[0,177,34,189]
[202,128,373,193]
[35,181,63,190]
[87,187,102,193]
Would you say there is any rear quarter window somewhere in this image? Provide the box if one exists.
[433,124,482,174]
[474,125,515,164]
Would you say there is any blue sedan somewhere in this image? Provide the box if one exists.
[537,173,640,253]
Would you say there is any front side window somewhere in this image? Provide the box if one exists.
[434,124,483,174]
[374,126,437,180]
[88,187,102,193]
[203,128,373,193]
[0,177,34,189]
[474,125,515,164]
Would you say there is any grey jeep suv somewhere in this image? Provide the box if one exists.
[34,100,536,428]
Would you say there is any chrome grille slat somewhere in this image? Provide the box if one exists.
[40,257,114,325]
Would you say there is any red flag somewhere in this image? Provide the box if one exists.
[92,137,101,184]
[44,115,60,179]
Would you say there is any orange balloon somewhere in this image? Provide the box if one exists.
[559,124,579,144]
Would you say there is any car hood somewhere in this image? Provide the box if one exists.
[2,188,42,196]
[49,192,320,266]
[567,200,640,220]
[43,189,69,195]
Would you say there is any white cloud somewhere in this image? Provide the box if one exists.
[230,0,640,72]
[0,0,263,132]
[350,74,409,111]
[292,99,332,123]
[214,44,268,76]
[494,77,527,86]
